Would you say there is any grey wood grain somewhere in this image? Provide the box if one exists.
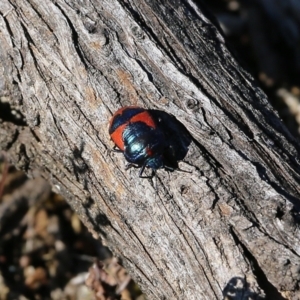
[1,0,299,299]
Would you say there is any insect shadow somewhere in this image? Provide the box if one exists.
[148,109,192,173]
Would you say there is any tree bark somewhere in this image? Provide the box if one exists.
[1,0,300,299]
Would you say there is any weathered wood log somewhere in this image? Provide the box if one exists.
[1,0,300,299]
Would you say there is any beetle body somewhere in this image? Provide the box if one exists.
[109,106,166,176]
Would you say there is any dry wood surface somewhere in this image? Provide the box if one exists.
[1,0,300,299]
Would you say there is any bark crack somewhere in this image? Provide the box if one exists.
[53,2,89,69]
[128,226,178,297]
[230,227,287,300]
[155,183,221,298]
